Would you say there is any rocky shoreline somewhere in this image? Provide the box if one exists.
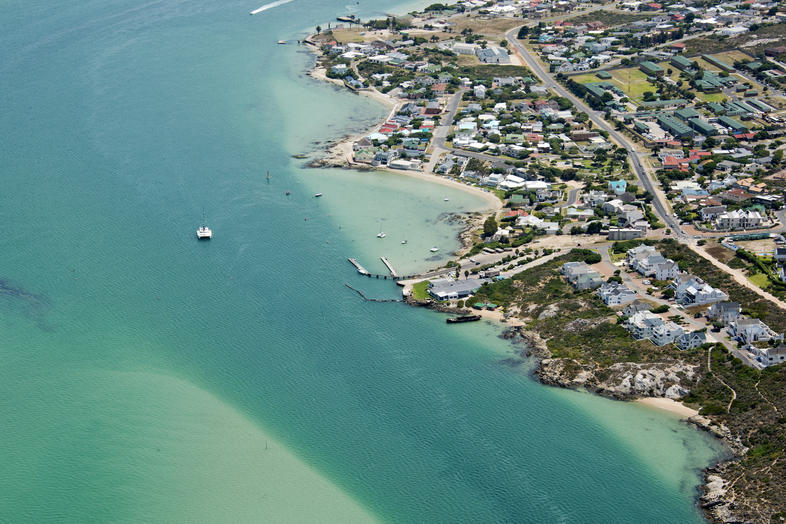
[497,324,748,524]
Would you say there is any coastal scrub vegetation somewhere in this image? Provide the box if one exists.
[477,246,786,520]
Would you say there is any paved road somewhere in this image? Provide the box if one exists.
[425,88,466,174]
[690,242,786,310]
[596,244,761,366]
[505,27,786,313]
[504,27,684,238]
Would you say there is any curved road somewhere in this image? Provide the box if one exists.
[505,27,786,312]
[505,26,683,237]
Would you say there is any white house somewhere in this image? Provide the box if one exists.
[751,344,786,367]
[597,281,637,306]
[627,311,664,340]
[671,275,728,306]
[714,210,763,230]
[727,318,784,347]
[652,321,684,346]
[676,331,707,350]
[706,302,741,325]
[627,245,680,280]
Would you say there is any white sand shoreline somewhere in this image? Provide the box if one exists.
[304,39,502,213]
[635,397,699,419]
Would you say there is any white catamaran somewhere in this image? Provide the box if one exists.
[196,210,212,239]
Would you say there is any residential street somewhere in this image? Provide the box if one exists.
[505,26,684,237]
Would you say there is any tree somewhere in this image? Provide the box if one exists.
[586,221,602,235]
[316,25,322,34]
[483,215,498,236]
[464,270,469,279]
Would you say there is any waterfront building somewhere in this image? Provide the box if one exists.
[675,331,707,350]
[560,261,603,290]
[428,278,490,301]
[597,281,637,306]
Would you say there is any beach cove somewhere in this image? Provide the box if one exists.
[0,0,726,522]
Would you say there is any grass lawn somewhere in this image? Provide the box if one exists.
[411,280,431,300]
[748,273,771,290]
[456,54,480,67]
[330,28,372,43]
[696,91,729,103]
[713,50,754,64]
[451,16,522,38]
[607,67,657,102]
[571,73,602,84]
[568,10,652,27]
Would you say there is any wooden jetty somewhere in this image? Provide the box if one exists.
[347,258,370,276]
[347,257,417,280]
[344,284,402,303]
[380,257,398,278]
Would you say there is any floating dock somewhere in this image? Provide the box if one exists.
[380,257,398,278]
[347,258,370,276]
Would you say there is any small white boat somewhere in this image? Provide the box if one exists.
[377,232,386,238]
[196,209,212,239]
[444,198,449,201]
[314,193,323,197]
[197,226,212,239]
[401,240,407,244]
[430,247,439,252]
[277,40,287,44]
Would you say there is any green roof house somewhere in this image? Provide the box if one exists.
[639,61,664,76]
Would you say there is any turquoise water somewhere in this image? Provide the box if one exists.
[0,0,724,522]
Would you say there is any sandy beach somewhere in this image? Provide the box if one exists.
[306,40,502,214]
[381,168,502,211]
[635,397,700,419]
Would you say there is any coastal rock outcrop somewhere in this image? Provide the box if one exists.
[535,358,698,400]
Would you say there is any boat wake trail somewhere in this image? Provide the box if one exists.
[250,0,294,15]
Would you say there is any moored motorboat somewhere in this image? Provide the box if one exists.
[446,315,481,324]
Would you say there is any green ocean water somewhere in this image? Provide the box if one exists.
[0,0,724,522]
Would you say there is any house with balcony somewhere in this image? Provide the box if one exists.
[706,302,741,325]
[670,275,728,306]
[627,245,680,280]
[751,344,786,367]
[676,331,707,350]
[597,281,637,306]
[561,261,603,290]
[627,311,664,340]
[727,318,784,347]
[651,322,684,346]
[714,210,763,230]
